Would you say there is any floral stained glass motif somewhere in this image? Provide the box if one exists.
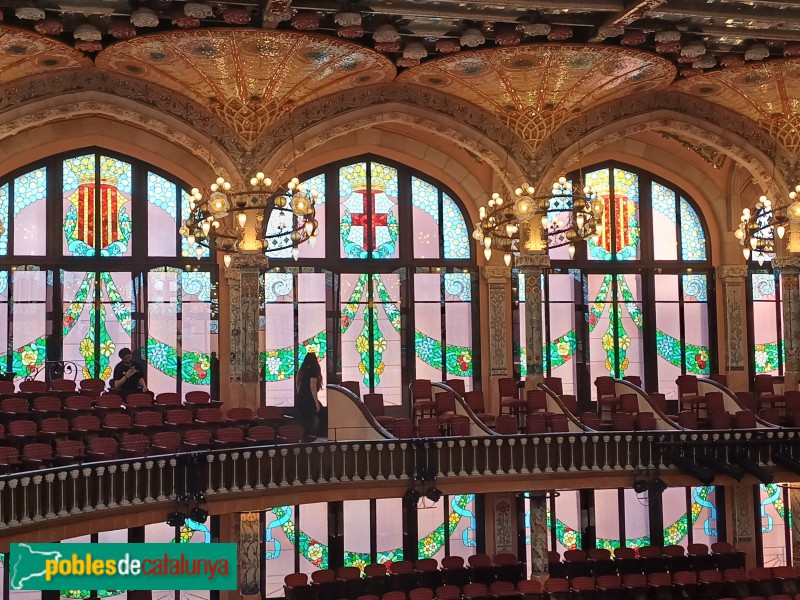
[681,197,707,261]
[751,272,784,374]
[15,167,47,256]
[63,156,133,257]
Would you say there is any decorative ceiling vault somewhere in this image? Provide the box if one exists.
[0,26,90,83]
[398,44,675,149]
[96,29,395,145]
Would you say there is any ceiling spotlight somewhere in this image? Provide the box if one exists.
[189,506,209,524]
[404,488,421,504]
[425,487,443,503]
[633,479,648,494]
[166,511,186,528]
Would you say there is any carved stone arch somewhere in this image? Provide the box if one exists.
[254,101,531,211]
[251,84,535,179]
[537,109,782,195]
[0,92,237,182]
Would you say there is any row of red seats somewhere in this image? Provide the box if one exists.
[0,422,305,471]
[0,378,106,397]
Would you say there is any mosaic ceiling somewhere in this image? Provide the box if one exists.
[96,29,395,144]
[398,44,675,148]
[0,26,90,83]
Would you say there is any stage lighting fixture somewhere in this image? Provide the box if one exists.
[189,506,209,524]
[404,488,421,504]
[633,480,648,494]
[166,511,186,528]
[772,451,800,475]
[696,453,744,481]
[425,487,443,503]
[730,452,773,485]
[664,453,715,485]
[650,477,668,494]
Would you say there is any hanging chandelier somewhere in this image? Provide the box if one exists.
[734,192,789,265]
[180,171,320,266]
[473,175,604,265]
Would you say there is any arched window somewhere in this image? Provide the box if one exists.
[262,156,477,406]
[514,162,714,401]
[0,149,216,393]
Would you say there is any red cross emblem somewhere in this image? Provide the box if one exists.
[350,190,388,251]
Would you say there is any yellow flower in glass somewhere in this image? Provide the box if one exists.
[355,335,369,353]
[21,350,37,366]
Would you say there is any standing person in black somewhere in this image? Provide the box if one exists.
[295,352,325,436]
[112,348,148,398]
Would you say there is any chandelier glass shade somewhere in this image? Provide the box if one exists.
[180,172,320,262]
[473,176,604,265]
[734,192,790,265]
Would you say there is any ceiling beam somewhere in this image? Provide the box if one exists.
[588,0,667,42]
[649,2,800,26]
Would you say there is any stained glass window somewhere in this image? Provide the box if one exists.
[0,150,215,393]
[749,271,784,375]
[265,174,326,260]
[340,162,400,260]
[516,162,713,397]
[760,483,789,567]
[265,506,296,598]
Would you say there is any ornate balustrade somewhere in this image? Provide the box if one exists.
[0,429,798,539]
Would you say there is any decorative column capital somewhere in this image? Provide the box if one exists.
[774,255,800,272]
[719,264,748,282]
[515,252,551,270]
[481,266,512,282]
[229,253,270,272]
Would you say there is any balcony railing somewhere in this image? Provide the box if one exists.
[0,429,798,534]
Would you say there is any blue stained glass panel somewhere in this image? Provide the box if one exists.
[682,274,707,302]
[147,172,178,257]
[412,176,440,259]
[0,183,8,256]
[612,168,640,261]
[15,167,47,256]
[680,197,707,261]
[443,193,470,259]
[444,272,471,302]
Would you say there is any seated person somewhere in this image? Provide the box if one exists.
[112,348,148,398]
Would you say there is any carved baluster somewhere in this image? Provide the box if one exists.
[610,436,619,470]
[81,467,94,510]
[170,457,177,499]
[336,444,347,482]
[459,440,467,476]
[153,460,165,502]
[231,452,241,492]
[217,453,228,493]
[400,442,408,480]
[279,449,289,486]
[57,472,69,516]
[305,447,313,484]
[532,437,541,474]
[315,447,326,484]
[623,435,632,470]
[255,450,265,490]
[144,461,155,503]
[243,451,253,491]
[590,436,600,471]
[507,438,517,474]
[556,438,565,473]
[494,439,505,475]
[31,475,44,521]
[471,440,480,476]
[447,441,455,477]
[95,466,106,509]
[45,473,56,518]
[204,454,215,495]
[544,437,553,473]
[8,479,18,525]
[580,436,588,471]
[648,435,657,469]
[20,477,31,524]
[129,463,142,505]
[388,442,397,480]
[436,442,444,478]
[483,439,492,476]
[0,480,6,527]
[352,444,362,482]
[70,469,81,514]
[267,449,277,488]
[376,443,384,481]
[520,438,529,474]
[289,448,299,486]
[329,445,339,483]
[364,444,373,481]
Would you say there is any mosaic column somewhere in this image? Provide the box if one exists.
[227,253,269,408]
[727,484,757,570]
[516,252,550,388]
[238,511,263,597]
[529,493,549,576]
[774,255,800,391]
[719,265,749,392]
[482,267,511,414]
